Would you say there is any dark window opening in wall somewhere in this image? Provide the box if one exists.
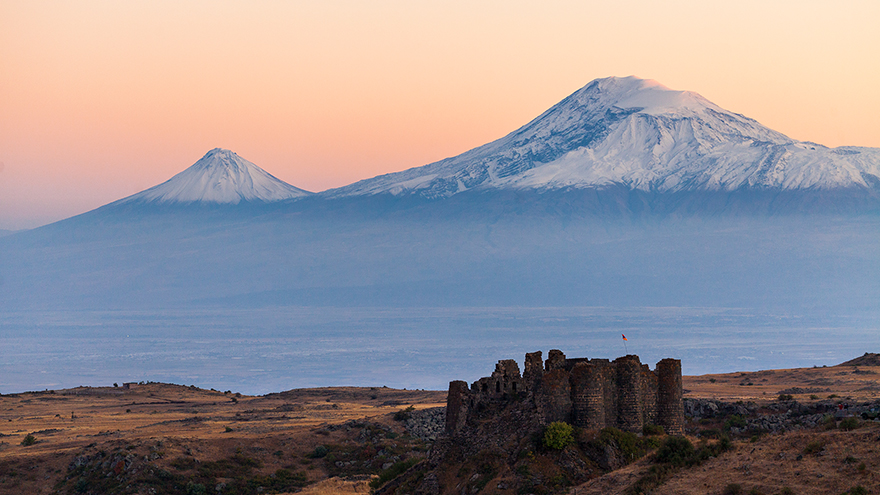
[495,381,501,393]
[482,383,488,392]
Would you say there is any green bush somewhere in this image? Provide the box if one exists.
[309,445,328,458]
[803,440,825,455]
[642,424,665,436]
[654,436,694,466]
[595,427,656,463]
[543,421,574,450]
[20,434,36,446]
[847,486,868,495]
[700,428,722,439]
[719,435,733,451]
[840,417,861,431]
[394,405,415,421]
[722,483,743,495]
[723,414,748,431]
[185,482,207,495]
[778,394,794,401]
[823,414,836,429]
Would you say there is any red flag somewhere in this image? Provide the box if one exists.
[622,334,628,341]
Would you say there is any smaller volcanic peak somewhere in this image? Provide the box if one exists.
[121,149,312,205]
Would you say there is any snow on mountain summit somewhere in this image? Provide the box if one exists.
[326,76,880,198]
[121,149,312,204]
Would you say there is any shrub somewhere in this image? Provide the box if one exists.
[394,405,415,421]
[596,427,653,462]
[700,428,722,439]
[809,394,819,400]
[655,436,694,466]
[309,445,328,458]
[803,440,825,455]
[778,394,794,401]
[550,474,568,486]
[20,434,36,446]
[543,421,574,450]
[722,483,743,495]
[779,487,795,495]
[848,486,868,495]
[185,482,206,495]
[709,378,717,383]
[224,426,233,433]
[642,424,665,436]
[74,479,89,493]
[823,414,836,429]
[719,435,733,451]
[840,417,861,431]
[723,414,748,431]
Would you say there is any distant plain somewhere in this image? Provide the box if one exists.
[2,306,877,395]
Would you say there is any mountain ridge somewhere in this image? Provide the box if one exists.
[323,76,880,200]
[69,76,880,216]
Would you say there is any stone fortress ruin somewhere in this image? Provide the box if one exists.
[446,350,684,436]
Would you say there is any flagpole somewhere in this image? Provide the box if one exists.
[622,334,628,354]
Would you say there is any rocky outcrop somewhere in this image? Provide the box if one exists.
[404,407,445,442]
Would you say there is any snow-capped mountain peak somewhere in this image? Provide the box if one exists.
[121,148,312,205]
[325,76,880,199]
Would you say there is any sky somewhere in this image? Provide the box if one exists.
[1,1,879,230]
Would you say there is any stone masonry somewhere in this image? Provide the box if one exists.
[446,350,683,436]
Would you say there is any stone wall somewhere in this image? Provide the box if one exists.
[446,350,684,437]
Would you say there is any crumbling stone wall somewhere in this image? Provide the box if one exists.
[446,350,684,437]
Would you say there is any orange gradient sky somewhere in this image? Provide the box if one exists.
[1,1,879,229]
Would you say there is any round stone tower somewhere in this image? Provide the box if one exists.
[655,358,684,435]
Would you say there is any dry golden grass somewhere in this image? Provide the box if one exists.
[684,365,880,403]
[0,383,443,494]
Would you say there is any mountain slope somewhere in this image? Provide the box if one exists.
[118,148,312,205]
[325,76,880,199]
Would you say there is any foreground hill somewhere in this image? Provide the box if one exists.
[3,359,878,495]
